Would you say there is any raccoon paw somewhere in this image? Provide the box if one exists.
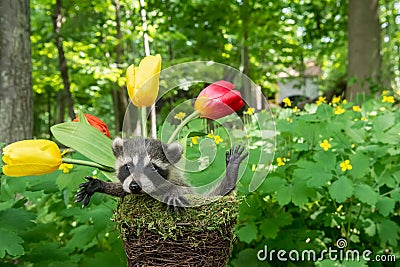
[162,190,190,213]
[226,145,249,167]
[75,176,105,208]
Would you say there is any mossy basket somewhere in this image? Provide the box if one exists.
[113,194,239,267]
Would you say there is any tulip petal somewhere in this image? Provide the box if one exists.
[198,80,235,99]
[134,55,162,107]
[126,54,162,108]
[3,163,60,177]
[126,64,136,101]
[74,114,111,137]
[2,140,62,177]
[194,80,244,120]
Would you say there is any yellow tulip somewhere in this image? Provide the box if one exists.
[126,54,162,107]
[2,140,62,177]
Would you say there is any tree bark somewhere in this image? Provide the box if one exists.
[347,0,381,102]
[112,0,128,133]
[51,0,75,120]
[0,0,33,144]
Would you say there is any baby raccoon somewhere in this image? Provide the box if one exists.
[75,137,248,209]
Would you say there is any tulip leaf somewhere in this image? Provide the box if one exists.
[51,122,115,168]
[77,110,90,125]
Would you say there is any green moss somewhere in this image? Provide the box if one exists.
[113,194,239,240]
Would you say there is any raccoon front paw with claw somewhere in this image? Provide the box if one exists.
[226,145,249,167]
[162,189,190,213]
[75,176,105,208]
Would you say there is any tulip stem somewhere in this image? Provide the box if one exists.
[62,158,115,172]
[141,107,148,138]
[167,110,200,144]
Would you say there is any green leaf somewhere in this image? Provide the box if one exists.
[66,225,98,250]
[354,184,378,206]
[276,185,291,205]
[376,196,395,216]
[294,157,334,188]
[313,150,337,171]
[349,152,369,179]
[0,208,36,232]
[0,229,24,257]
[363,219,376,237]
[78,109,90,125]
[329,177,354,203]
[237,222,258,244]
[372,112,395,132]
[259,212,293,239]
[377,219,400,246]
[259,176,286,193]
[51,122,115,168]
[231,248,264,267]
[56,165,91,191]
[259,219,280,239]
[292,181,314,206]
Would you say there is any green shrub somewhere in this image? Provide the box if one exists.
[230,93,400,266]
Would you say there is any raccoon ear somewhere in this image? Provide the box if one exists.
[112,137,124,157]
[165,142,182,164]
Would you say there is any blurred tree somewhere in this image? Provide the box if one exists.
[0,0,33,143]
[347,0,381,101]
[51,0,76,121]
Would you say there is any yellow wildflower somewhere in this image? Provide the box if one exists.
[251,164,257,172]
[361,116,367,121]
[191,136,199,145]
[334,106,345,115]
[282,97,292,107]
[174,112,186,120]
[352,106,361,112]
[286,117,293,123]
[243,107,255,115]
[382,96,395,103]
[59,163,73,174]
[332,96,341,104]
[382,90,389,96]
[207,132,214,138]
[316,96,326,106]
[319,139,332,151]
[213,135,223,145]
[293,106,299,113]
[340,160,352,172]
[277,157,286,167]
[342,99,347,105]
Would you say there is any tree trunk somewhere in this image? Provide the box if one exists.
[347,0,381,102]
[51,0,75,120]
[113,0,128,133]
[0,0,33,144]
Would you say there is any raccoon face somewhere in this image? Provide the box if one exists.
[112,137,182,194]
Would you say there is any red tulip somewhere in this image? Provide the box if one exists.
[194,80,244,120]
[73,114,111,138]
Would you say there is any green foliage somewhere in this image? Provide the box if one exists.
[231,93,400,266]
[50,121,115,168]
[0,167,126,266]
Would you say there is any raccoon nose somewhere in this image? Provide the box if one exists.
[129,182,140,192]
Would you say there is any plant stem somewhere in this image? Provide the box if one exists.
[167,110,200,143]
[141,106,147,138]
[62,158,115,172]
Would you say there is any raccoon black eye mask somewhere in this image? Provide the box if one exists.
[75,137,248,210]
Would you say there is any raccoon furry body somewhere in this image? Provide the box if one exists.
[76,137,248,208]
